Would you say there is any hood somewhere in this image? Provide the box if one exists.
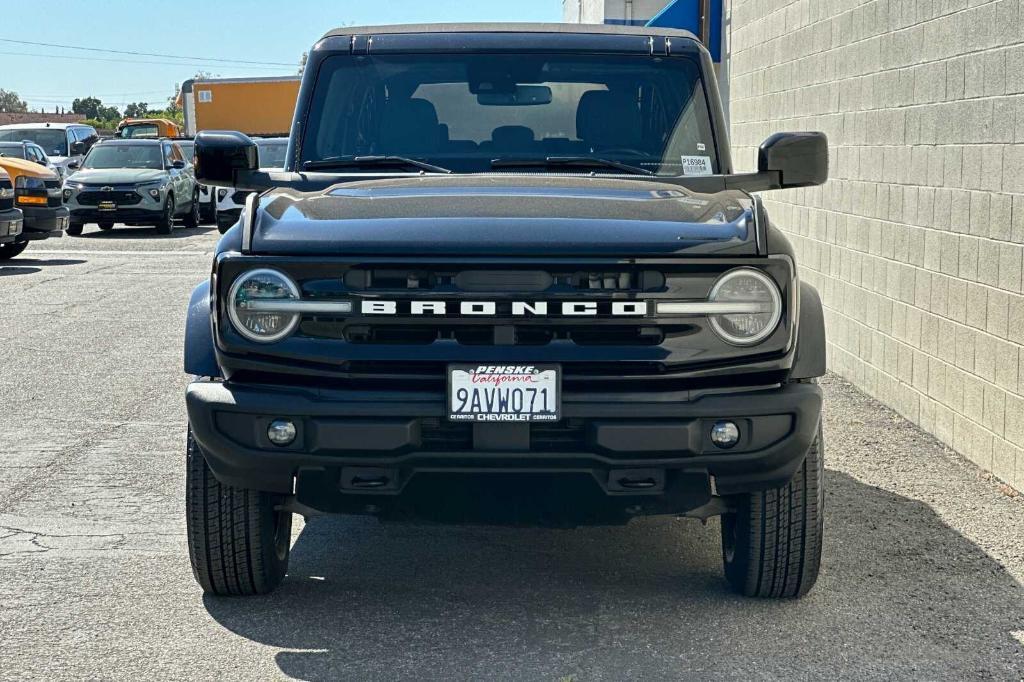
[0,155,59,181]
[252,176,758,257]
[66,168,166,185]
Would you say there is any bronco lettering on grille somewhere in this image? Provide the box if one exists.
[359,301,649,316]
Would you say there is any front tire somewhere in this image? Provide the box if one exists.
[97,221,114,231]
[155,195,175,235]
[185,428,292,596]
[721,423,824,598]
[67,221,85,236]
[0,241,28,260]
[184,190,200,229]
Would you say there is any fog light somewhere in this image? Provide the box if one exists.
[62,189,72,201]
[149,189,161,199]
[710,421,740,449]
[267,419,296,446]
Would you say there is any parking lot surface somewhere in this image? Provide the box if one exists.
[1,225,1023,680]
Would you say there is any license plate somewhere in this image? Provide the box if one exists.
[98,201,116,211]
[448,364,560,423]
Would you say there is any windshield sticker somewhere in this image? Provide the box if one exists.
[680,156,713,176]
[697,143,706,152]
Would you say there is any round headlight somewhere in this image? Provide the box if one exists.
[708,268,783,346]
[227,268,301,343]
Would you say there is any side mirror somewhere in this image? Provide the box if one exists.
[67,160,80,170]
[171,159,186,170]
[758,132,828,189]
[70,141,86,156]
[194,130,258,187]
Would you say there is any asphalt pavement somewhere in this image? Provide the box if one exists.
[1,223,1023,680]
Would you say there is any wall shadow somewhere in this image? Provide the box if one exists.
[203,470,1024,679]
[0,258,85,276]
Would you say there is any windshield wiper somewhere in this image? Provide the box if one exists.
[490,156,653,176]
[302,155,452,174]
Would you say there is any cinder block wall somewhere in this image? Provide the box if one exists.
[728,0,1023,490]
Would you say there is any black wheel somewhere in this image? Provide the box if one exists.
[67,221,85,236]
[184,190,200,228]
[201,197,217,225]
[185,428,292,596]
[97,221,114,231]
[721,422,824,598]
[155,195,175,235]
[0,241,29,260]
[216,214,236,235]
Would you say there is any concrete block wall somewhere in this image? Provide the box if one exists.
[728,0,1024,490]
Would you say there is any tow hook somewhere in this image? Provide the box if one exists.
[607,469,665,493]
[341,467,399,491]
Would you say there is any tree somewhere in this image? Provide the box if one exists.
[97,105,121,121]
[124,102,149,118]
[0,89,29,113]
[71,96,103,119]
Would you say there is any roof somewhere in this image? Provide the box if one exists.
[95,138,165,146]
[321,22,699,41]
[0,122,92,130]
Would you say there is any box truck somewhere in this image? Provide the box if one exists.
[180,76,300,137]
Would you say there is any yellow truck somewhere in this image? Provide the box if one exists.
[180,76,300,137]
[115,118,184,139]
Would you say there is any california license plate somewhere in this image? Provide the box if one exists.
[98,201,116,211]
[448,364,560,422]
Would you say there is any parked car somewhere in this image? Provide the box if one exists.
[174,139,216,225]
[115,117,183,139]
[0,168,24,251]
[0,122,99,179]
[184,23,829,598]
[0,140,62,178]
[62,139,199,235]
[0,153,68,260]
[213,136,287,233]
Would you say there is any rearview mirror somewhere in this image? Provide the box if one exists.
[477,85,552,106]
[757,132,828,189]
[171,159,186,170]
[66,160,80,170]
[70,141,86,156]
[194,130,258,187]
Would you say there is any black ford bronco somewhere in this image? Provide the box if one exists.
[184,23,829,598]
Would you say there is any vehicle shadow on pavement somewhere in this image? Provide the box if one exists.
[0,259,85,276]
[76,226,218,239]
[202,471,1024,679]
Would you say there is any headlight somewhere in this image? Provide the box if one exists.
[0,187,13,200]
[706,268,783,346]
[63,180,84,190]
[227,269,301,343]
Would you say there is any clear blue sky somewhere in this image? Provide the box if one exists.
[3,0,562,113]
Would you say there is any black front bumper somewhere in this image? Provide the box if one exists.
[19,205,69,241]
[71,207,161,223]
[186,379,822,518]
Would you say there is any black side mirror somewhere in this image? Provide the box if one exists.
[758,132,828,189]
[194,130,258,187]
[171,159,186,170]
[70,141,86,156]
[67,160,80,170]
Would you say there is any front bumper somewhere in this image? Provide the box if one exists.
[18,205,69,240]
[0,207,23,244]
[70,206,163,223]
[186,379,823,518]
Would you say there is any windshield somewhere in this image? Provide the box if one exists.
[301,53,718,176]
[0,129,67,157]
[82,145,164,170]
[0,142,27,159]
[256,140,288,168]
[120,124,159,139]
[177,141,195,162]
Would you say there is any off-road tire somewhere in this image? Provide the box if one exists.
[201,199,217,226]
[185,428,292,596]
[155,195,174,235]
[184,191,200,228]
[97,222,114,231]
[216,214,235,235]
[67,222,85,236]
[720,422,824,598]
[0,241,29,259]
